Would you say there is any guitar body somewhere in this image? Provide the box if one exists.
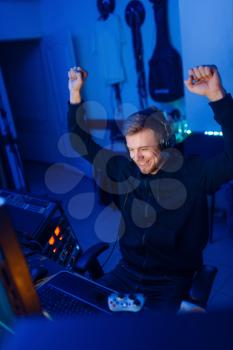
[149,0,184,102]
[149,45,184,102]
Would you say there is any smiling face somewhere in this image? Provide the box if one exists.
[126,128,161,175]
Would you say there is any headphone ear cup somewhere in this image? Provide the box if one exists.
[160,134,175,150]
[160,122,175,150]
[164,139,170,149]
[159,129,170,150]
[159,139,165,150]
[160,138,171,150]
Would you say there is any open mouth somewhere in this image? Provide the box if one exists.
[138,161,149,167]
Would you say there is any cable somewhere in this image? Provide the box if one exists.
[101,237,119,269]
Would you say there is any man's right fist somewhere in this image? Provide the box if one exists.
[68,67,88,104]
[68,67,88,93]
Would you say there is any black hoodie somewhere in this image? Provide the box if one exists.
[68,94,233,275]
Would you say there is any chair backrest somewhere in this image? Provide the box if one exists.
[74,242,110,279]
[179,264,218,313]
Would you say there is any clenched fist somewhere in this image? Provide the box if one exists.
[68,67,88,104]
[184,65,226,101]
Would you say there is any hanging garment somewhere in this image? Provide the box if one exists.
[93,14,125,85]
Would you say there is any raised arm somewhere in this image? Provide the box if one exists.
[185,65,233,192]
[67,67,132,199]
[67,66,123,173]
[67,66,104,164]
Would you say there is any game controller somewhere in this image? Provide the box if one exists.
[108,293,145,312]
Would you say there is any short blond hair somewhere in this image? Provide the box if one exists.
[124,106,174,149]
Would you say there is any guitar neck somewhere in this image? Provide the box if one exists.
[152,0,170,48]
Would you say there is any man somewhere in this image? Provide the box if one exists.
[68,65,233,311]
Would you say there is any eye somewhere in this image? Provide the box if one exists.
[128,149,135,157]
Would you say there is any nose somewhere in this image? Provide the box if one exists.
[133,149,144,162]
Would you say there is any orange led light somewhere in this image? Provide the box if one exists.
[48,236,55,245]
[59,236,63,241]
[54,226,61,236]
[53,247,57,253]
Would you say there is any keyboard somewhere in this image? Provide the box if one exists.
[37,284,101,317]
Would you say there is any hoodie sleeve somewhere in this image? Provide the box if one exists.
[67,102,131,192]
[202,94,233,193]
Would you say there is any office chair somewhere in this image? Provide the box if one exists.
[179,265,218,313]
[74,243,218,313]
[74,242,109,279]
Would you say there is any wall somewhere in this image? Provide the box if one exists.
[0,0,42,40]
[179,0,233,131]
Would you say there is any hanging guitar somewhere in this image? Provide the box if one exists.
[149,0,184,102]
[125,0,148,109]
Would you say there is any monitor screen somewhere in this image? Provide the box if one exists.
[0,197,41,331]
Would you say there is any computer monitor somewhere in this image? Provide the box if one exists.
[0,197,41,331]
